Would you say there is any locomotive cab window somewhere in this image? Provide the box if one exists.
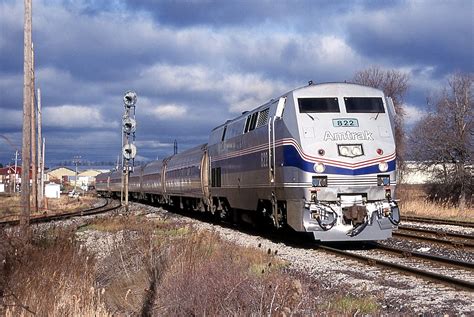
[298,98,339,113]
[244,112,259,133]
[249,112,258,131]
[244,115,251,133]
[221,126,227,142]
[344,97,385,113]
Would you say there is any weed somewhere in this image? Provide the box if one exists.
[0,228,109,316]
[328,295,379,315]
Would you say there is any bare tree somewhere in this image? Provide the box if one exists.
[409,73,473,210]
[353,66,410,163]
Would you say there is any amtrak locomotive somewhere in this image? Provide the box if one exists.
[96,82,400,241]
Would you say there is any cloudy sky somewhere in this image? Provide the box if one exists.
[0,0,472,166]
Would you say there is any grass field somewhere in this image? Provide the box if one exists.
[0,194,98,221]
[398,185,473,221]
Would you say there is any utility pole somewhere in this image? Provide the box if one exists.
[21,0,32,229]
[31,42,37,214]
[73,156,81,193]
[174,139,178,155]
[37,88,43,207]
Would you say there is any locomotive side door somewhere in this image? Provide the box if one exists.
[268,97,286,184]
[267,97,286,227]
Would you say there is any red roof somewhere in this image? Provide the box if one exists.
[0,166,32,179]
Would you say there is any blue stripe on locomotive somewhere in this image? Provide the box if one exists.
[213,143,395,176]
[282,145,396,175]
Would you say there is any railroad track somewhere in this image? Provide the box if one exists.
[394,226,474,249]
[107,201,474,292]
[0,198,120,227]
[401,215,474,228]
[317,243,474,291]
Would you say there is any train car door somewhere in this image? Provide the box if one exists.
[200,149,211,207]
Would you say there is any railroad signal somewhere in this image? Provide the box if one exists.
[122,143,137,160]
[123,91,137,107]
[121,91,137,212]
[122,117,136,134]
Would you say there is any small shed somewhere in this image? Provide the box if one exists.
[45,183,61,198]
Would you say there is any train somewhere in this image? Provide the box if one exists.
[96,82,401,241]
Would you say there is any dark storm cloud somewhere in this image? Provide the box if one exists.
[127,0,314,28]
[344,0,474,75]
[0,0,472,165]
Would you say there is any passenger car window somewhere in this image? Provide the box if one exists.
[344,97,385,113]
[298,98,339,113]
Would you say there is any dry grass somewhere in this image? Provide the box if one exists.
[91,215,380,316]
[0,228,110,316]
[1,215,382,316]
[0,195,99,221]
[398,185,474,221]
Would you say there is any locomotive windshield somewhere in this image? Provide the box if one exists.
[344,97,385,113]
[298,97,339,113]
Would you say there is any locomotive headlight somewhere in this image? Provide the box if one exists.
[351,146,362,156]
[314,163,326,173]
[378,162,388,172]
[338,144,363,158]
[312,176,328,187]
[339,146,349,156]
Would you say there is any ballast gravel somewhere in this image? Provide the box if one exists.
[29,202,473,315]
[118,203,473,316]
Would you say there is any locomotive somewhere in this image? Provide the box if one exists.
[96,82,400,241]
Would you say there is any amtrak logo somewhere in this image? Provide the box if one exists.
[324,130,374,141]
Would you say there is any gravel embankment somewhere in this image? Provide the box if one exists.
[119,203,474,315]
[29,202,474,315]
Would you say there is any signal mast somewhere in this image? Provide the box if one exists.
[121,91,137,211]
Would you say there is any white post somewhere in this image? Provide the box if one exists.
[37,88,42,206]
[41,138,45,199]
[13,150,18,193]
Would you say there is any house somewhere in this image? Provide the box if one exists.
[0,166,29,193]
[75,169,106,189]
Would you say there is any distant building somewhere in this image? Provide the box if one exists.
[401,162,473,185]
[45,183,61,198]
[46,166,75,184]
[75,169,105,189]
[0,166,28,192]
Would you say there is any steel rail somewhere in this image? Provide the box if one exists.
[374,243,474,269]
[0,199,118,227]
[393,231,474,249]
[316,244,474,291]
[401,215,474,228]
[398,225,474,240]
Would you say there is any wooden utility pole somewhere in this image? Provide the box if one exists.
[20,0,32,229]
[37,88,43,208]
[31,42,37,214]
